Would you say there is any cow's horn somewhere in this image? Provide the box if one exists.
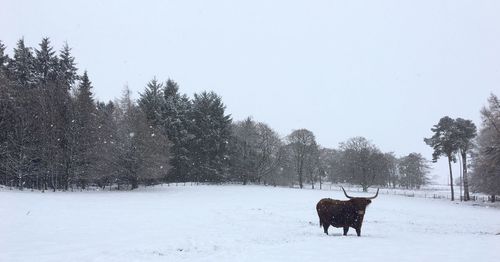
[341,187,354,199]
[366,188,379,200]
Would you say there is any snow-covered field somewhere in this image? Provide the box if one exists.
[1,185,499,262]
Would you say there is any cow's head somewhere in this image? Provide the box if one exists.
[341,187,378,216]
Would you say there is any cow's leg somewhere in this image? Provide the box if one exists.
[343,226,349,236]
[355,227,361,237]
[322,223,329,235]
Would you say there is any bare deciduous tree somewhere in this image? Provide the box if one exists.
[287,129,318,189]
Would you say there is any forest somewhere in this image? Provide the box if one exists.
[0,38,498,201]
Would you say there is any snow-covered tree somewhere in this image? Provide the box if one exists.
[57,42,78,89]
[34,38,59,84]
[0,41,9,75]
[161,79,193,183]
[8,38,36,88]
[72,71,98,188]
[287,129,318,189]
[189,91,232,183]
[472,94,500,202]
[139,77,164,127]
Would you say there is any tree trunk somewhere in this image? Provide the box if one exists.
[18,174,23,190]
[298,159,304,189]
[461,152,470,201]
[242,174,247,185]
[448,157,454,201]
[298,170,303,189]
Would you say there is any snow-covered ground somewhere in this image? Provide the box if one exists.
[1,185,499,262]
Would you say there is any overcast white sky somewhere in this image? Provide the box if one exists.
[2,0,499,184]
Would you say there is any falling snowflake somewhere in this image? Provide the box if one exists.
[129,132,135,137]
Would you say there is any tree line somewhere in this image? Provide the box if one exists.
[3,38,497,196]
[0,38,172,191]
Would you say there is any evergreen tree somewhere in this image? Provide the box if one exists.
[3,77,41,189]
[0,40,9,75]
[424,116,459,200]
[138,77,164,127]
[190,91,232,183]
[161,79,192,183]
[0,72,15,186]
[33,39,72,191]
[73,71,98,188]
[454,118,477,201]
[34,38,59,84]
[58,42,78,89]
[8,38,36,88]
[132,108,170,186]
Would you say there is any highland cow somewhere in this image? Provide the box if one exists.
[316,187,378,236]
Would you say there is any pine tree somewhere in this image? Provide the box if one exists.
[133,108,170,186]
[8,38,36,88]
[0,40,9,75]
[73,71,98,188]
[33,39,72,191]
[190,91,232,183]
[58,42,78,89]
[161,79,192,183]
[424,116,459,201]
[0,70,15,186]
[138,77,164,127]
[454,118,476,201]
[34,38,58,84]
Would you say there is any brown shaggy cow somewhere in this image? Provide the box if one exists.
[316,187,378,236]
